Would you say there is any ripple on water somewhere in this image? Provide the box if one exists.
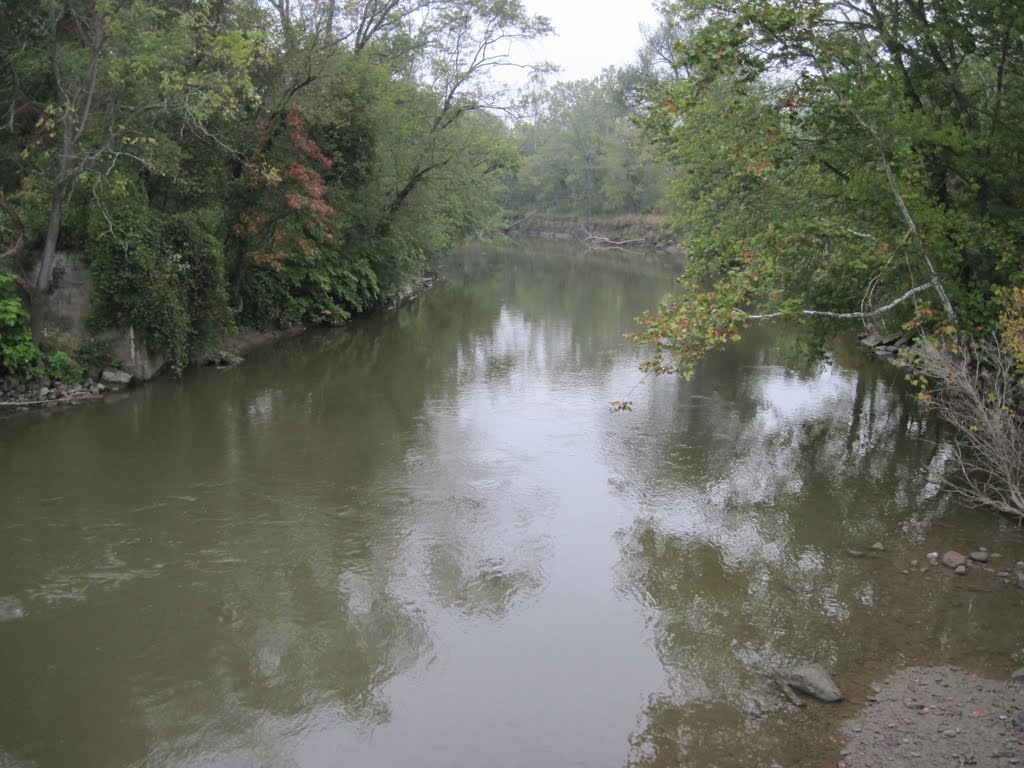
[0,595,26,622]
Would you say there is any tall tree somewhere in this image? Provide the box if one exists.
[632,0,1024,377]
[1,0,260,341]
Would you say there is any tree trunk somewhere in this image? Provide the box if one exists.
[31,189,65,344]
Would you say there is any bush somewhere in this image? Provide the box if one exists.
[0,273,39,377]
[86,181,232,374]
[904,334,1024,522]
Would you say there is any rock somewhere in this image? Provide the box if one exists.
[1010,668,1024,682]
[216,350,244,367]
[786,663,843,702]
[100,368,133,387]
[742,697,767,718]
[871,542,886,551]
[969,551,990,564]
[846,549,866,558]
[955,564,967,575]
[942,550,969,569]
[927,552,939,565]
[1014,711,1024,731]
[910,559,919,567]
[38,386,49,399]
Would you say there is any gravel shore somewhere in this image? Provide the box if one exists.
[839,667,1024,767]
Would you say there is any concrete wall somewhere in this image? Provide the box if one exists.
[31,252,167,381]
[33,251,92,346]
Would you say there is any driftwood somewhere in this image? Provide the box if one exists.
[503,212,533,234]
[575,227,647,253]
[772,672,807,708]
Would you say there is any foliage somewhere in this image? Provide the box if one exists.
[0,0,549,359]
[508,71,670,216]
[0,274,39,377]
[42,350,84,384]
[86,181,231,374]
[633,0,1024,377]
[999,287,1024,375]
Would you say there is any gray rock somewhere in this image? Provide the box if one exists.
[787,663,843,702]
[955,564,967,575]
[38,386,49,399]
[742,697,767,718]
[217,350,244,367]
[942,550,968,569]
[871,542,886,551]
[100,368,133,387]
[1010,668,1024,682]
[1014,711,1024,731]
[926,552,939,565]
[969,551,989,564]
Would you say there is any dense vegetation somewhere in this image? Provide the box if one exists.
[0,0,548,374]
[505,70,669,217]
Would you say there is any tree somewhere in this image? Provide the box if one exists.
[2,0,260,342]
[508,71,669,216]
[632,0,1024,378]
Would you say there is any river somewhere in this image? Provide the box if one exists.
[1,242,1023,767]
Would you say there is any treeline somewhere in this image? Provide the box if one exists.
[0,0,549,375]
[505,70,669,217]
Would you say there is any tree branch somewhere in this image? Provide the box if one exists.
[0,191,25,260]
[740,282,934,321]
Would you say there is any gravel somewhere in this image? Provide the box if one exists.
[839,667,1024,767]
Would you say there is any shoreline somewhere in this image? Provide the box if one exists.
[0,270,440,413]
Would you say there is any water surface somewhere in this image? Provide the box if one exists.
[2,243,1023,767]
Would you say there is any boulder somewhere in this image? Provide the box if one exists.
[216,350,244,367]
[100,368,133,387]
[942,550,968,569]
[787,663,843,702]
[969,551,989,564]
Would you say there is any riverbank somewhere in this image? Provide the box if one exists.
[0,270,441,412]
[504,212,681,252]
[837,666,1024,767]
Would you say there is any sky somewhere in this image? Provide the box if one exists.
[517,0,662,83]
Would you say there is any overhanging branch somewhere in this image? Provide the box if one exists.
[740,282,934,321]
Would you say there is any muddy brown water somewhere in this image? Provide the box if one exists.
[1,243,1023,768]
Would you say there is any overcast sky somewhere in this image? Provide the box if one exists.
[517,0,662,83]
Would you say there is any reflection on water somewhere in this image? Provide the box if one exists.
[0,243,1022,768]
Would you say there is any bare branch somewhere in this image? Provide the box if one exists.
[0,191,26,261]
[740,282,934,321]
[847,107,959,326]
